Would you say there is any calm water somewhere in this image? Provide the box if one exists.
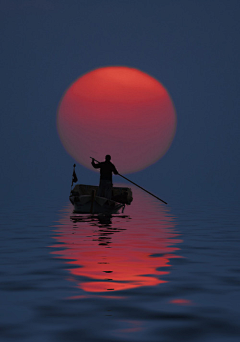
[1,188,240,342]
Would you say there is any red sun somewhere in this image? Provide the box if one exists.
[57,66,176,174]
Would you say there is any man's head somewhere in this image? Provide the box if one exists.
[105,155,111,161]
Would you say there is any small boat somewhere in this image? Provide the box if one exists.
[69,184,133,214]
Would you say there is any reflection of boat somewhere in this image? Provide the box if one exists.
[52,188,182,293]
[69,184,133,214]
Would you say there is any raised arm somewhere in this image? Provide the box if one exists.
[91,158,101,169]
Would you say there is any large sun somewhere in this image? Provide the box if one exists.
[57,66,176,174]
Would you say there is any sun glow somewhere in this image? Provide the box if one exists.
[57,66,176,174]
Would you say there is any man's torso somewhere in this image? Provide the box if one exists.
[99,161,117,181]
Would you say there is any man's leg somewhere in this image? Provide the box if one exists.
[97,180,105,197]
[105,181,112,200]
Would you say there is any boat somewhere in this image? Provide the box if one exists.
[69,184,133,214]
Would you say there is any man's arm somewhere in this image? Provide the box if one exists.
[91,159,101,169]
[112,164,118,175]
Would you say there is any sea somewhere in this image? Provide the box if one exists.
[1,186,240,342]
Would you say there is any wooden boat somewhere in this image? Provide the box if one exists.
[69,184,133,214]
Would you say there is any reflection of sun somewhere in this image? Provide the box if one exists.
[51,188,182,293]
[57,66,176,174]
[170,299,193,306]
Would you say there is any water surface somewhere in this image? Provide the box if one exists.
[1,189,240,341]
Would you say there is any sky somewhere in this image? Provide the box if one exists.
[1,0,240,206]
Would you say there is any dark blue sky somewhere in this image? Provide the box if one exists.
[1,0,240,205]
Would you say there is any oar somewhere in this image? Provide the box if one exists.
[90,157,167,205]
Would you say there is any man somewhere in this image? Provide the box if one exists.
[91,155,118,199]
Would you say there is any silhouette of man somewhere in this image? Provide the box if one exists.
[91,155,118,199]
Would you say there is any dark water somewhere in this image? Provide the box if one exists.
[1,188,240,342]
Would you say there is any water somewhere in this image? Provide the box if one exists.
[1,188,240,341]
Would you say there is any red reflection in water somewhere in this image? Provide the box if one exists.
[51,187,182,293]
[170,299,193,306]
[118,320,142,333]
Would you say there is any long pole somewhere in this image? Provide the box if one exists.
[90,157,167,205]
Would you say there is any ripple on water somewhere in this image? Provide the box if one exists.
[1,193,240,341]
